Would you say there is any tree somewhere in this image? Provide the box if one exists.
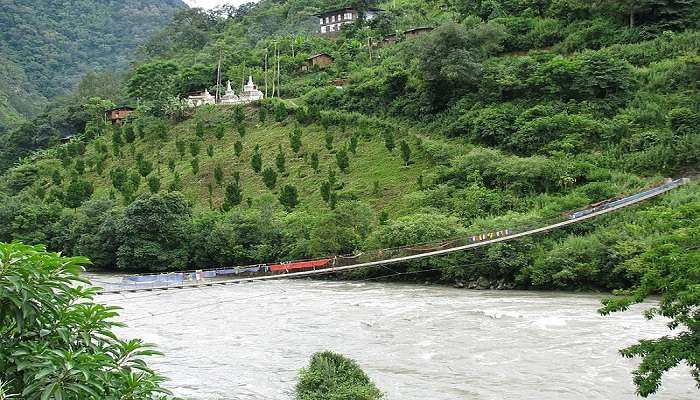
[116,192,192,271]
[190,140,201,157]
[0,243,171,399]
[195,120,205,139]
[237,124,246,137]
[234,140,243,158]
[336,148,350,173]
[383,130,395,152]
[223,181,242,211]
[295,351,383,400]
[169,171,182,191]
[74,157,86,175]
[215,125,225,140]
[147,175,161,193]
[320,181,332,204]
[207,143,215,158]
[168,158,176,172]
[418,22,506,110]
[123,124,136,144]
[127,61,180,102]
[191,157,200,175]
[51,169,62,185]
[310,152,320,173]
[63,179,94,209]
[276,145,286,173]
[599,203,700,397]
[251,145,263,173]
[234,106,246,125]
[325,131,334,150]
[138,159,153,178]
[110,167,127,191]
[262,167,278,189]
[214,165,224,186]
[400,140,411,165]
[259,105,268,123]
[112,129,123,156]
[279,184,299,210]
[290,126,303,153]
[349,134,358,155]
[176,139,186,159]
[275,102,287,122]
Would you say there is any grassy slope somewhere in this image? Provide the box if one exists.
[44,105,430,216]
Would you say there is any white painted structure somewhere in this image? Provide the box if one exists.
[186,89,215,107]
[220,81,240,104]
[238,76,264,103]
[186,77,264,107]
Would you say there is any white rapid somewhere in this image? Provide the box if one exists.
[94,277,696,400]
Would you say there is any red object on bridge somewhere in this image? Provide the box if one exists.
[270,258,331,272]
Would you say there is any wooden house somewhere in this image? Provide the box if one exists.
[301,53,335,72]
[105,106,135,125]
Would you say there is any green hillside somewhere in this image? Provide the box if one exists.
[0,0,186,131]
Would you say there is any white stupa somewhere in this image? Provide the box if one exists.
[186,88,216,107]
[220,81,240,104]
[238,76,264,103]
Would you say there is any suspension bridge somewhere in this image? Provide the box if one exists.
[97,178,690,296]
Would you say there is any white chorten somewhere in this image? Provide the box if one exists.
[187,88,216,107]
[220,81,240,104]
[238,76,264,102]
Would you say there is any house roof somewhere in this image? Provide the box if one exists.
[105,106,135,113]
[404,27,434,34]
[307,53,334,61]
[314,7,382,17]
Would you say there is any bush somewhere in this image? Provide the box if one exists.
[295,351,383,400]
[115,192,192,271]
[262,167,277,189]
[0,242,170,399]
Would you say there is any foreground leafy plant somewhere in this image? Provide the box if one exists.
[0,242,171,400]
[600,202,700,397]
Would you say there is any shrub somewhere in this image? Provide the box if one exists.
[63,178,94,209]
[115,192,192,271]
[251,146,263,173]
[223,181,242,211]
[310,152,320,173]
[295,351,383,400]
[336,148,350,173]
[276,145,286,173]
[279,184,299,210]
[0,243,170,399]
[147,176,161,194]
[262,167,278,189]
[400,140,411,165]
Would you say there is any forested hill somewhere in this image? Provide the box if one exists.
[0,0,187,132]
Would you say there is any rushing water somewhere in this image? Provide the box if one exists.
[93,276,696,400]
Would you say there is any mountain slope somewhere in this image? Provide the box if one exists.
[0,0,187,130]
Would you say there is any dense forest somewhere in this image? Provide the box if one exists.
[0,0,698,396]
[0,0,186,132]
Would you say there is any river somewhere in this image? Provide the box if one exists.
[93,276,696,400]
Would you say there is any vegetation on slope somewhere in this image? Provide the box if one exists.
[0,0,186,131]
